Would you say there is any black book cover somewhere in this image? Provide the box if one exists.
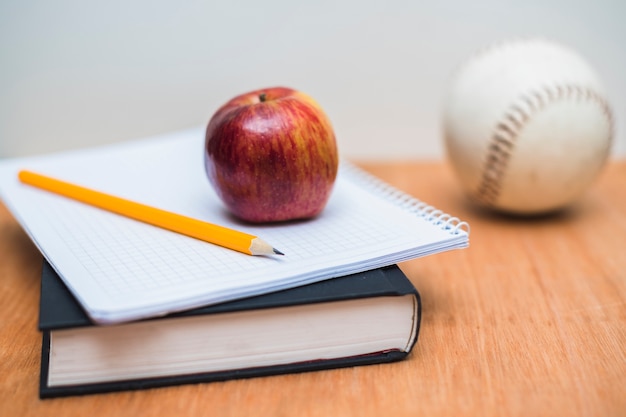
[39,261,421,398]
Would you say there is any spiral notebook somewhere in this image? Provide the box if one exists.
[0,127,469,324]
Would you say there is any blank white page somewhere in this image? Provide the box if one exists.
[0,128,469,323]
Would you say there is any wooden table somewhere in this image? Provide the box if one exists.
[1,161,624,417]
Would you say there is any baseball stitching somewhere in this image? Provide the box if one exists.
[473,83,614,206]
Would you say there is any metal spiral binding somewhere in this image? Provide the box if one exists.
[340,162,470,235]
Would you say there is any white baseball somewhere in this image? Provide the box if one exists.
[442,38,613,215]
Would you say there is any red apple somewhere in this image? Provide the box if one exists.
[204,87,339,223]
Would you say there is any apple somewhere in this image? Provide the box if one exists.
[204,87,339,223]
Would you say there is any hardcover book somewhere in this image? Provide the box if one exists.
[39,261,421,398]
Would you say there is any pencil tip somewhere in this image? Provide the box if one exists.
[249,238,284,256]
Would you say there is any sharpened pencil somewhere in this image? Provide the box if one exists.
[18,170,284,256]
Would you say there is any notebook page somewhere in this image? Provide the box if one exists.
[0,128,468,323]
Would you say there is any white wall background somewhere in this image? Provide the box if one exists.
[1,0,624,161]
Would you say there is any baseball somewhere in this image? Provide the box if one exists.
[442,38,613,215]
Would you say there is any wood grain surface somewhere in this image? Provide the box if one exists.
[1,160,624,417]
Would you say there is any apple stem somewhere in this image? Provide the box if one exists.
[259,93,267,102]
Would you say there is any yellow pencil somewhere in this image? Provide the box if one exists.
[18,170,284,256]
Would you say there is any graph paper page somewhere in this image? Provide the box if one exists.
[0,128,468,323]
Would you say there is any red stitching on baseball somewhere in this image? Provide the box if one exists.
[474,84,614,206]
